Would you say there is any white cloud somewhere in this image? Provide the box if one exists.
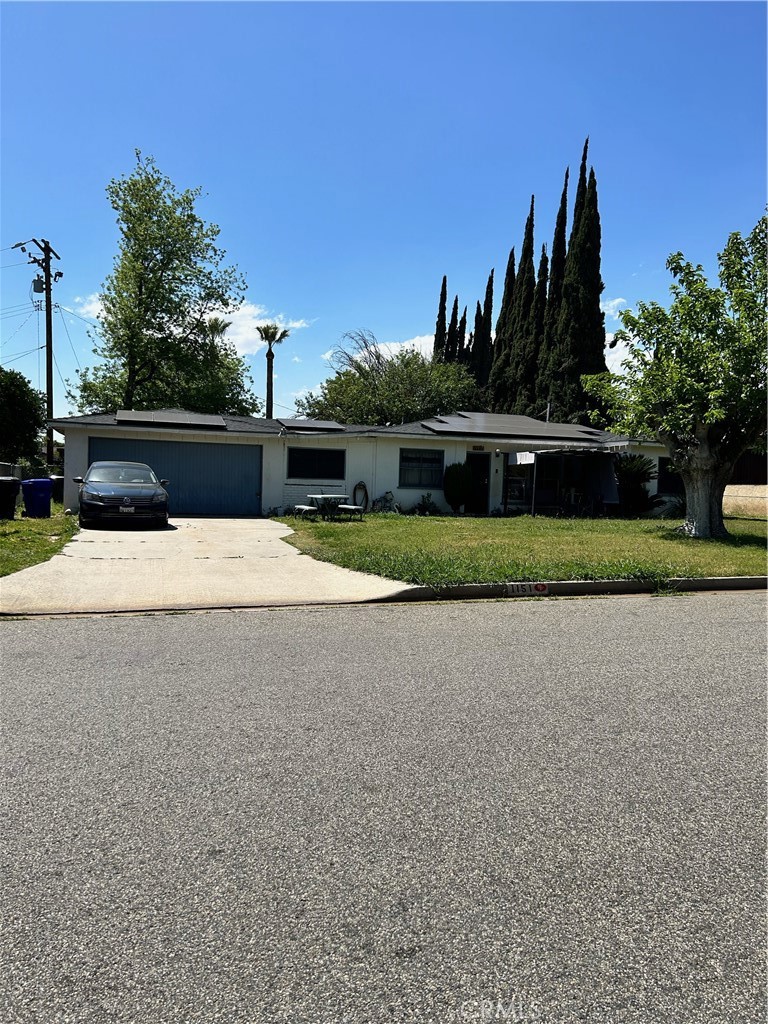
[291,355,302,363]
[600,297,628,321]
[377,333,435,359]
[207,302,309,355]
[73,294,103,320]
[291,384,323,400]
[321,349,334,361]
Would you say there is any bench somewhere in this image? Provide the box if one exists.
[336,504,365,521]
[292,504,318,519]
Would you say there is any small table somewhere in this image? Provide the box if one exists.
[307,494,349,520]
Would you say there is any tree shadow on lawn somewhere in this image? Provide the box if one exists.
[655,523,767,550]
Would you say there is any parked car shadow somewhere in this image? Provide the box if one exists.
[81,521,177,531]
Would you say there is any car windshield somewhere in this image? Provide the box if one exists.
[86,465,159,484]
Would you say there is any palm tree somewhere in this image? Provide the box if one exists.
[202,316,232,343]
[256,323,290,418]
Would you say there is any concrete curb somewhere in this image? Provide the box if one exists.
[376,576,768,603]
[2,577,764,619]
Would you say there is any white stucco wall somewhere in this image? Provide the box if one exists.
[60,424,662,516]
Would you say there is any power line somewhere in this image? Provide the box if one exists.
[52,351,68,391]
[0,311,34,344]
[0,301,34,313]
[14,237,61,462]
[0,344,46,365]
[0,309,36,321]
[0,261,29,269]
[57,304,102,330]
[57,304,82,369]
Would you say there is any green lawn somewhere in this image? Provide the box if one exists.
[0,505,79,579]
[279,513,768,587]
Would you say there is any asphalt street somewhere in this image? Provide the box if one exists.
[2,593,766,1024]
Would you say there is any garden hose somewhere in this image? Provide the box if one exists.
[352,481,369,512]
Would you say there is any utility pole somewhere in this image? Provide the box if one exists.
[13,238,62,464]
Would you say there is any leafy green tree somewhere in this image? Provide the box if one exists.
[584,217,767,538]
[295,330,482,425]
[256,322,290,418]
[75,316,261,417]
[0,368,45,463]
[70,151,258,415]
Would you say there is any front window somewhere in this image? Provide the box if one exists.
[287,448,346,480]
[399,448,444,488]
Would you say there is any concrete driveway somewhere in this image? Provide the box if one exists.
[0,518,414,615]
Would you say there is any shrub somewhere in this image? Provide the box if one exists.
[442,461,473,513]
[614,454,662,517]
[410,493,442,516]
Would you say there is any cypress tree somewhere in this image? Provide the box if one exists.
[433,275,448,361]
[552,146,607,423]
[445,295,460,362]
[492,248,515,363]
[577,167,607,379]
[525,243,549,416]
[570,138,589,249]
[473,268,494,388]
[471,301,483,372]
[502,196,537,414]
[537,166,569,409]
[457,305,468,364]
[488,250,515,409]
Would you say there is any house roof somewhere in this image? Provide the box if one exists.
[49,408,634,448]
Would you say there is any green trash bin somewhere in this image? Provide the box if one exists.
[0,477,21,520]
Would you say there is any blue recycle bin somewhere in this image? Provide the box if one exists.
[22,477,53,519]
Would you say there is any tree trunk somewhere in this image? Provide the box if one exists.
[266,347,274,419]
[680,462,734,539]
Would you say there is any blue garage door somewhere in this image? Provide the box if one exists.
[88,437,262,516]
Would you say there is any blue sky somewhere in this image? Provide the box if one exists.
[1,1,765,419]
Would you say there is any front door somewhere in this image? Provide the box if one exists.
[465,452,491,516]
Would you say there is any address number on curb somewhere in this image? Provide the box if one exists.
[505,582,549,597]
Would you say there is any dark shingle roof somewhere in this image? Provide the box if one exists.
[49,409,630,446]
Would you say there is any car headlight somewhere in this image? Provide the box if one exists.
[82,489,101,501]
[151,492,166,503]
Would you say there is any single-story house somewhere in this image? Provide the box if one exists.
[50,409,668,517]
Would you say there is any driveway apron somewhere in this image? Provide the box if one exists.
[0,519,413,615]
